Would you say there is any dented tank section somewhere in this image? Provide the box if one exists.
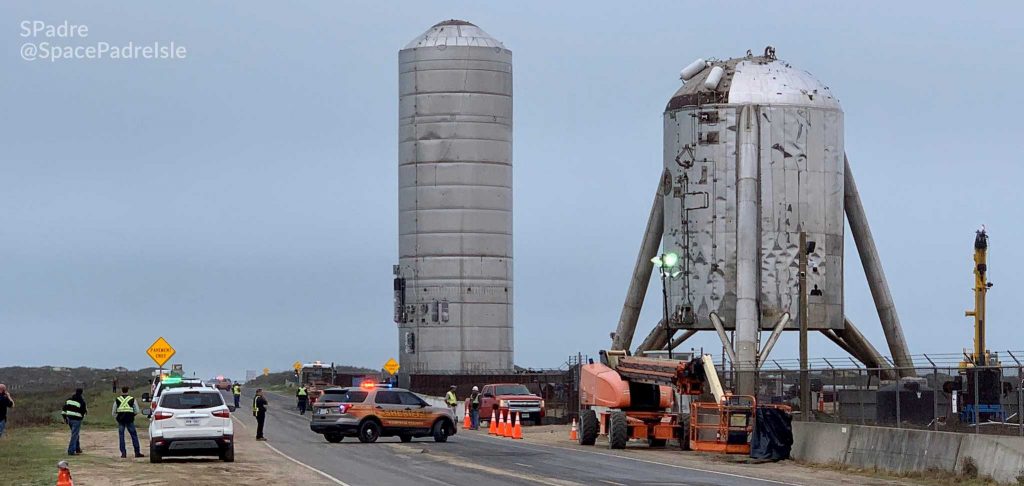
[662,52,845,332]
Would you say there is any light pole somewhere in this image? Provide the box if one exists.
[651,252,681,359]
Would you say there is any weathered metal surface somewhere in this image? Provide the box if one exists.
[662,55,845,333]
[396,20,513,373]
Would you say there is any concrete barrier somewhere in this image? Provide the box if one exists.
[958,434,1024,484]
[843,426,961,474]
[793,421,1024,484]
[791,421,852,464]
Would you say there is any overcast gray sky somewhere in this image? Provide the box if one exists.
[2,1,1022,380]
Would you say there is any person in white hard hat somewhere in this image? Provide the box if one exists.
[468,386,481,430]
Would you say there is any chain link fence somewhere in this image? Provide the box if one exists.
[740,352,1024,436]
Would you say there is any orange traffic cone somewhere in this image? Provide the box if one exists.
[463,404,472,429]
[488,410,497,435]
[818,393,825,413]
[497,411,506,437]
[503,410,512,437]
[56,460,73,486]
[512,412,523,439]
[569,418,578,441]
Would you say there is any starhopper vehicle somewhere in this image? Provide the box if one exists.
[309,383,456,444]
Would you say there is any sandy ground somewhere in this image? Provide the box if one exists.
[49,416,333,486]
[496,423,919,486]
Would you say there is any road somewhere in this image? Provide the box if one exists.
[228,390,800,486]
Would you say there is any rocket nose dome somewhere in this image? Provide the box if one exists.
[403,19,506,49]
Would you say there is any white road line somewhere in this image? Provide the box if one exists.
[599,480,626,486]
[231,415,350,486]
[263,441,352,486]
[513,462,534,468]
[471,433,800,486]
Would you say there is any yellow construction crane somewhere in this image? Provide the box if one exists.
[963,227,994,367]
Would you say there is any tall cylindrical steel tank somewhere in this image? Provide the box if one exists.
[661,51,845,377]
[394,20,513,374]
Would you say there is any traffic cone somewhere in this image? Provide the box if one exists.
[818,393,825,413]
[463,405,472,429]
[569,418,578,441]
[56,460,73,486]
[512,412,523,440]
[497,411,506,437]
[503,410,512,438]
[488,410,497,435]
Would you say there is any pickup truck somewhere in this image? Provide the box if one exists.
[479,383,545,425]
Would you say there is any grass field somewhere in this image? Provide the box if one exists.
[0,383,153,482]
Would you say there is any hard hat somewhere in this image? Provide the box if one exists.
[450,385,457,389]
[472,386,479,391]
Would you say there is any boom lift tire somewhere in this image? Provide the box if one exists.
[608,411,628,449]
[579,408,599,446]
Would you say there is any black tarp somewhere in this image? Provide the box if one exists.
[749,407,793,461]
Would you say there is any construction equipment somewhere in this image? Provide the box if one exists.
[947,228,1004,423]
[578,349,762,452]
[296,361,337,405]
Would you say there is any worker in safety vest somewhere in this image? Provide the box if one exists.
[296,384,309,415]
[469,386,481,430]
[445,385,458,420]
[61,388,87,455]
[111,386,144,458]
[231,383,242,408]
[253,388,268,440]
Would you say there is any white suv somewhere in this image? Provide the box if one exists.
[148,386,234,463]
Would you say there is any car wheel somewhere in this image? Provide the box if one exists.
[220,444,235,462]
[608,411,628,449]
[432,420,450,443]
[578,408,598,446]
[399,434,412,443]
[149,444,162,464]
[358,420,381,443]
[325,433,343,443]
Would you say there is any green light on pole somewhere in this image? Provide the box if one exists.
[650,256,663,267]
[663,252,679,268]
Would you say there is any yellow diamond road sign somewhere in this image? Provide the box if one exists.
[293,361,302,371]
[146,337,175,368]
[263,368,270,376]
[383,358,400,375]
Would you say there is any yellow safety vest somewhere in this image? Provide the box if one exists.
[64,399,84,419]
[445,391,457,406]
[297,387,307,397]
[232,385,241,395]
[116,395,135,413]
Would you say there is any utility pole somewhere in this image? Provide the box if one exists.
[799,232,810,421]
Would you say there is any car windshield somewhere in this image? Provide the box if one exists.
[156,381,202,396]
[319,390,367,403]
[495,385,531,395]
[160,391,224,409]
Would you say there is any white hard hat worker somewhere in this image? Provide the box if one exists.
[472,386,479,392]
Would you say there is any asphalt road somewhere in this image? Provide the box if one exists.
[228,390,794,486]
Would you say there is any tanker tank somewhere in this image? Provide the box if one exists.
[393,20,514,374]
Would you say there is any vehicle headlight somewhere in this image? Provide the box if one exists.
[499,399,508,408]
[540,400,545,409]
